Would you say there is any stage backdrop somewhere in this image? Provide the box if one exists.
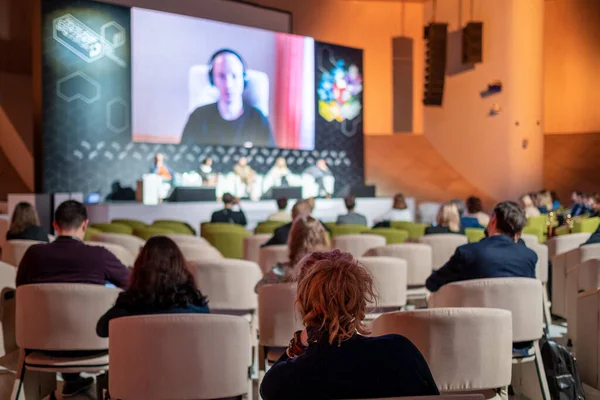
[40,0,364,198]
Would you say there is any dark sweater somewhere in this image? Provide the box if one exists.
[260,333,439,400]
[424,226,465,235]
[6,225,49,242]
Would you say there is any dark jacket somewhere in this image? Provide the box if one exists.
[210,208,247,226]
[424,226,465,235]
[582,225,600,247]
[6,225,49,242]
[425,234,537,292]
[16,236,130,289]
[260,333,439,400]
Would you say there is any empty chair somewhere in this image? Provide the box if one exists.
[152,220,195,235]
[2,240,43,267]
[546,232,591,259]
[85,241,136,268]
[566,259,600,347]
[109,314,251,400]
[527,241,551,325]
[90,223,134,235]
[577,288,600,391]
[418,234,468,270]
[329,224,370,237]
[12,284,120,399]
[133,226,175,241]
[89,232,145,257]
[390,221,428,240]
[372,308,512,398]
[362,228,409,244]
[357,257,407,313]
[244,234,272,264]
[259,245,288,275]
[163,234,209,247]
[111,218,148,231]
[203,229,250,259]
[178,243,223,262]
[332,234,385,258]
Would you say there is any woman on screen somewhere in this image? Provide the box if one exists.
[181,49,275,148]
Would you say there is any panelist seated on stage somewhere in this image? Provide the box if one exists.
[199,157,217,186]
[265,157,292,187]
[233,156,257,196]
[150,153,174,181]
[303,159,334,197]
[210,193,247,226]
[337,195,367,226]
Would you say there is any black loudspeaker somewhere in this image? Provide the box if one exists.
[167,187,216,202]
[462,22,483,64]
[423,23,448,106]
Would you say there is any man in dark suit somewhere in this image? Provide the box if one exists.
[582,224,600,247]
[210,193,247,226]
[336,195,368,226]
[426,201,537,292]
[262,199,313,247]
[17,200,130,397]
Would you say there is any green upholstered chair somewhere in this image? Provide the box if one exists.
[390,221,428,240]
[152,221,195,236]
[83,227,103,242]
[203,230,251,259]
[574,217,600,234]
[465,228,486,243]
[133,226,175,241]
[90,223,133,235]
[254,221,286,234]
[362,228,408,244]
[324,222,337,232]
[522,226,545,244]
[200,222,247,238]
[525,215,547,231]
[329,224,370,237]
[554,225,570,236]
[111,219,149,231]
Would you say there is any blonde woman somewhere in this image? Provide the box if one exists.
[255,215,329,291]
[520,194,541,218]
[425,202,463,235]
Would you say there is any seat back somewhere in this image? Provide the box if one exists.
[2,239,43,267]
[133,226,175,241]
[329,224,370,237]
[357,257,407,309]
[577,289,600,388]
[255,221,285,235]
[111,219,149,231]
[372,308,512,392]
[16,284,120,350]
[465,228,485,243]
[528,242,549,283]
[244,234,272,264]
[91,223,134,235]
[521,233,540,247]
[177,243,223,263]
[332,234,386,258]
[89,233,145,257]
[429,278,543,342]
[258,283,303,347]
[85,241,136,268]
[204,230,250,259]
[163,234,209,247]
[547,232,591,259]
[109,314,250,400]
[363,228,409,244]
[566,259,600,346]
[418,234,468,270]
[363,243,433,286]
[189,259,261,312]
[258,245,288,275]
[0,261,16,357]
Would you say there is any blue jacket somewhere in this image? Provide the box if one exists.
[426,234,537,292]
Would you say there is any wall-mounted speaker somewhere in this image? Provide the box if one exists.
[462,22,483,64]
[423,22,447,106]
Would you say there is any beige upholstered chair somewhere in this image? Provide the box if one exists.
[429,278,549,400]
[89,232,145,257]
[0,261,16,359]
[552,243,600,318]
[547,232,591,259]
[528,242,551,325]
[164,233,209,247]
[12,284,120,399]
[521,233,540,247]
[418,234,468,270]
[566,259,600,347]
[372,308,512,398]
[86,241,136,268]
[357,257,407,313]
[259,245,288,275]
[2,240,42,267]
[332,234,386,258]
[109,314,251,400]
[577,289,600,390]
[178,243,223,262]
[244,234,272,264]
[363,243,433,301]
[257,283,303,371]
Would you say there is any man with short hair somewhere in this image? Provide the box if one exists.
[17,200,130,397]
[210,193,247,226]
[425,201,537,292]
[336,195,367,226]
[262,199,314,247]
[267,197,292,223]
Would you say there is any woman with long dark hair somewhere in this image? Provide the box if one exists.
[6,202,49,242]
[96,236,209,337]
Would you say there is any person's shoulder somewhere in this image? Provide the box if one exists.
[246,105,267,119]
[353,333,422,355]
[274,222,292,233]
[189,103,218,118]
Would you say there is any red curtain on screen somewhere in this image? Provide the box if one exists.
[273,34,305,149]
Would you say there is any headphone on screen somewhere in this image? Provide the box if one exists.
[207,48,249,89]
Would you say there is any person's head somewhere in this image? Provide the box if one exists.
[466,196,483,214]
[590,194,600,212]
[550,191,560,204]
[154,153,164,166]
[288,215,330,266]
[238,157,248,166]
[487,201,527,241]
[202,157,213,167]
[276,197,288,211]
[291,199,312,220]
[572,191,584,203]
[209,49,246,105]
[392,193,407,210]
[296,250,375,345]
[122,236,207,309]
[316,159,328,170]
[436,202,461,232]
[9,202,40,234]
[344,195,356,212]
[222,193,236,208]
[53,200,88,239]
[538,190,553,210]
[520,194,535,209]
[275,157,287,169]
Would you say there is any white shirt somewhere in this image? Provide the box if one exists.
[267,211,292,223]
[376,208,413,223]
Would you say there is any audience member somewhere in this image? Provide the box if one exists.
[375,193,412,223]
[210,193,247,226]
[16,200,130,397]
[520,194,541,218]
[262,199,314,247]
[256,216,329,291]
[463,196,489,227]
[97,236,209,338]
[569,191,588,217]
[537,190,554,214]
[267,197,292,223]
[582,223,600,246]
[336,195,367,225]
[6,202,49,242]
[260,250,439,400]
[550,190,561,210]
[589,193,600,218]
[426,201,536,292]
[425,202,464,235]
